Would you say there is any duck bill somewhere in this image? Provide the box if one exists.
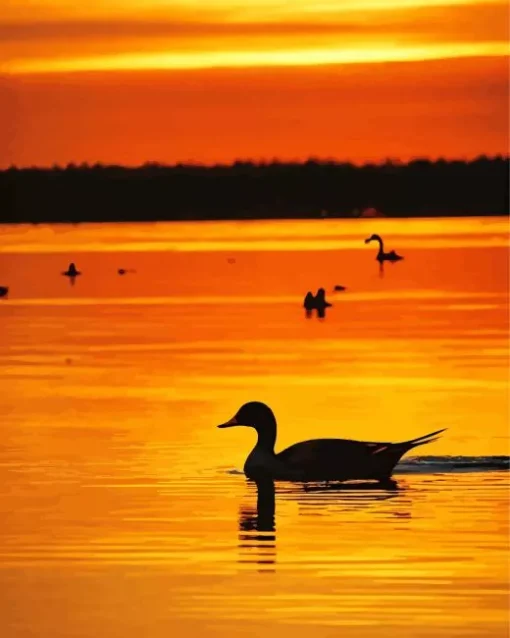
[217,416,239,428]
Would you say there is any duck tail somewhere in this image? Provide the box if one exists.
[404,428,446,450]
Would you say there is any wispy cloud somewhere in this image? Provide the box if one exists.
[1,1,508,73]
[1,3,509,42]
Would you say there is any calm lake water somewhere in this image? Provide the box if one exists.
[0,217,508,637]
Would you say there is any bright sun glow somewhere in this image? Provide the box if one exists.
[5,42,507,74]
[1,0,508,73]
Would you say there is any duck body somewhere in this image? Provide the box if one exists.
[274,438,414,481]
[303,288,332,319]
[62,262,81,277]
[219,402,445,482]
[365,234,403,262]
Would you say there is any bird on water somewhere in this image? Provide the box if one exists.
[218,401,445,482]
[303,288,332,319]
[364,234,403,263]
[62,263,81,277]
[0,286,9,298]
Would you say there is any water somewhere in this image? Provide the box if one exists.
[0,217,508,637]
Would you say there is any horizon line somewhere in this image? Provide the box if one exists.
[3,154,509,172]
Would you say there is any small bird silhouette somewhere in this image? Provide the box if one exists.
[303,288,332,319]
[62,263,81,286]
[0,286,9,298]
[303,291,315,318]
[62,263,81,277]
[333,285,347,292]
[314,288,332,319]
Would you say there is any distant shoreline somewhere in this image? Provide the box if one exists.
[2,157,508,223]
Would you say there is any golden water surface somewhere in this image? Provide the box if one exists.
[0,217,508,637]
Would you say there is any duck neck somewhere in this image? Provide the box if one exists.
[255,418,277,453]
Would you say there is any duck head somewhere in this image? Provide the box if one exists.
[218,401,277,450]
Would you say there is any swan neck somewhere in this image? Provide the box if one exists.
[374,235,384,255]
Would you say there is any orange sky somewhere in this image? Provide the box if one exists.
[0,0,508,167]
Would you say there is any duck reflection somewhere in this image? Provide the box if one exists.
[301,479,399,494]
[294,479,403,516]
[237,478,408,569]
[238,479,276,570]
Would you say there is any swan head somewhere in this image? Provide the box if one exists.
[218,401,276,431]
[364,234,381,244]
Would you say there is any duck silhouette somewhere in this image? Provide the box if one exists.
[303,291,315,318]
[62,263,81,286]
[314,288,332,319]
[62,263,81,277]
[364,234,403,263]
[0,286,8,298]
[218,402,445,482]
[304,288,332,319]
[333,285,346,292]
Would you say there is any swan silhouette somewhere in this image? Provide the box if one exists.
[218,402,445,482]
[364,234,403,263]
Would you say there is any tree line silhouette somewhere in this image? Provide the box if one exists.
[1,156,507,223]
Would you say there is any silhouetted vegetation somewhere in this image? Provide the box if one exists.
[1,156,508,223]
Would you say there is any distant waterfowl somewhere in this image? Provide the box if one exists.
[333,285,346,292]
[62,262,81,286]
[218,401,445,482]
[62,263,81,277]
[118,268,136,275]
[314,288,332,319]
[0,286,9,298]
[303,288,332,319]
[303,291,315,317]
[364,234,403,263]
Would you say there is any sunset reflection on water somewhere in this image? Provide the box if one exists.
[0,217,508,637]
